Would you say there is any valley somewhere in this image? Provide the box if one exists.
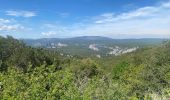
[23,36,165,58]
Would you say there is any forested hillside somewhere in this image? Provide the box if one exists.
[23,36,165,57]
[0,36,170,99]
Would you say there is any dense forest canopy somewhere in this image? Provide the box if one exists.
[0,36,170,99]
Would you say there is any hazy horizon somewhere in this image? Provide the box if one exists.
[17,36,169,40]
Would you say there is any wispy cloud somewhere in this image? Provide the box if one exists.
[57,12,70,17]
[0,18,11,23]
[0,24,23,31]
[94,6,159,24]
[6,10,36,17]
[41,31,57,36]
[0,18,24,31]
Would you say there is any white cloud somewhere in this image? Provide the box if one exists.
[0,24,23,31]
[58,12,70,17]
[118,7,158,19]
[43,24,57,28]
[94,13,115,24]
[0,18,10,23]
[41,24,69,36]
[0,18,24,31]
[6,10,36,17]
[41,31,57,36]
[161,2,170,8]
[94,6,159,24]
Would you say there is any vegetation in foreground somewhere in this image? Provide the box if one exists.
[0,36,170,99]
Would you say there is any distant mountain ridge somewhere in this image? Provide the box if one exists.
[22,36,167,57]
[23,36,166,46]
[23,36,167,42]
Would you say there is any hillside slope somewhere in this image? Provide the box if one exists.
[0,36,170,99]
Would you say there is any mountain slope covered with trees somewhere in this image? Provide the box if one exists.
[0,36,170,99]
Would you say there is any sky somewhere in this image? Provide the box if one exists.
[0,0,170,39]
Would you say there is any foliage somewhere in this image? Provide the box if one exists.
[0,36,170,99]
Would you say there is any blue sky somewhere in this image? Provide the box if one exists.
[0,0,170,39]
